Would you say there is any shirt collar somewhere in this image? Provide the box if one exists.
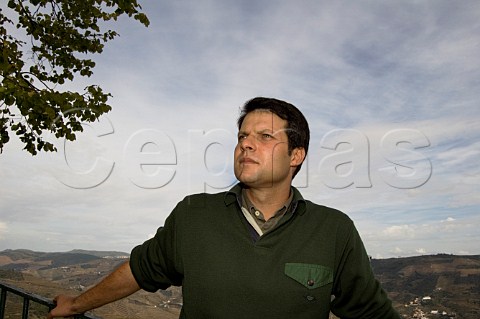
[224,183,306,215]
[242,188,293,216]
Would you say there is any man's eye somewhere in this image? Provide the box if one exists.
[262,133,273,139]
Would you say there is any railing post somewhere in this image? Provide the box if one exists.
[1,281,102,319]
[22,298,30,319]
[0,287,6,319]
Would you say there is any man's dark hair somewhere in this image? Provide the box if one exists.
[237,97,310,178]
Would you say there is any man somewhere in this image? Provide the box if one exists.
[48,97,400,318]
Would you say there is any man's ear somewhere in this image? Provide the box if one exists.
[290,147,306,167]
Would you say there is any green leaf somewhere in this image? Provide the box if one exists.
[0,0,148,155]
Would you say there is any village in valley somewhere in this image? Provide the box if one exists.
[403,295,457,318]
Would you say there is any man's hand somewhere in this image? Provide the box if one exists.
[47,294,80,318]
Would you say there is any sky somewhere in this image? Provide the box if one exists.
[0,0,479,259]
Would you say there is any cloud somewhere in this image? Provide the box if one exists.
[415,248,427,254]
[362,213,480,258]
[382,225,416,240]
[0,221,6,239]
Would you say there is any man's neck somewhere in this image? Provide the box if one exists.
[244,184,292,220]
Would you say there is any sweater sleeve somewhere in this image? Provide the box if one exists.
[330,221,401,319]
[129,204,183,292]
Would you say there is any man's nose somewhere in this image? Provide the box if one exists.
[240,135,255,151]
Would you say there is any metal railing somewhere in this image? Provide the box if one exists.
[0,281,100,319]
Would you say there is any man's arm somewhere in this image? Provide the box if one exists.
[47,261,140,318]
[331,222,401,318]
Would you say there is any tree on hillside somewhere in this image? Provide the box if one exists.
[0,0,149,155]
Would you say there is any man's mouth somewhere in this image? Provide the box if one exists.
[240,157,258,164]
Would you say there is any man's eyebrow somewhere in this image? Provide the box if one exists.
[259,128,286,135]
[237,130,247,136]
[237,128,280,136]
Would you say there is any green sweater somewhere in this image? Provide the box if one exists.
[130,184,400,319]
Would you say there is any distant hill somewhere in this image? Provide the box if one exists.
[0,249,100,270]
[1,250,479,319]
[67,249,130,258]
[0,249,129,269]
[371,254,480,319]
[0,249,48,261]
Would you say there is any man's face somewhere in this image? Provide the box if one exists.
[234,110,298,188]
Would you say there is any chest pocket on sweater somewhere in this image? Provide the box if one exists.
[284,263,333,289]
